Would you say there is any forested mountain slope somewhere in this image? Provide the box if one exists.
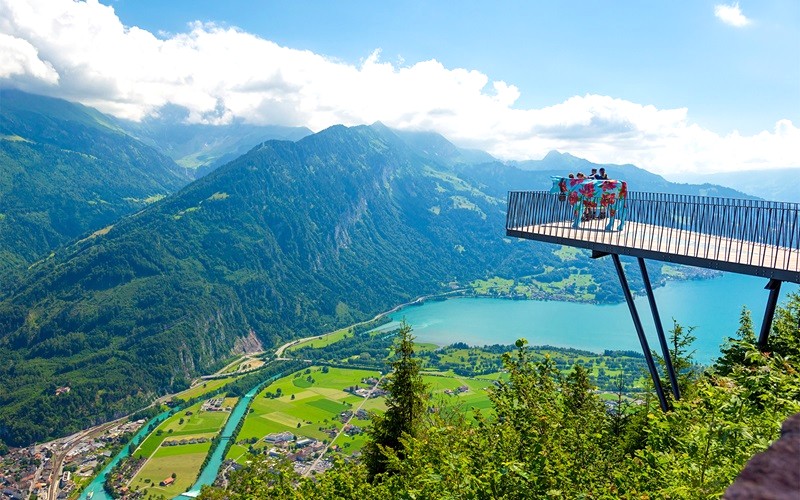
[0,123,559,445]
[0,93,749,447]
[0,89,191,278]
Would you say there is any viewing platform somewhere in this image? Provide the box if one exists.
[506,189,800,411]
[506,191,800,284]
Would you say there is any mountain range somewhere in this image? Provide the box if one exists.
[0,90,759,446]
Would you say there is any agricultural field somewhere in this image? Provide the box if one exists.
[175,376,239,401]
[423,374,495,413]
[228,366,384,464]
[286,327,351,352]
[127,396,235,494]
[129,442,210,497]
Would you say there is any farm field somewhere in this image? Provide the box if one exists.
[129,443,210,497]
[176,376,239,400]
[133,399,232,460]
[424,375,495,412]
[128,396,235,493]
[229,366,384,463]
[286,327,351,352]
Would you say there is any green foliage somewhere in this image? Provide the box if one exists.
[203,298,800,498]
[0,89,189,277]
[363,322,428,481]
[0,122,546,446]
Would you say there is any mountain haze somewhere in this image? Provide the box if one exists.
[118,105,312,178]
[493,151,756,199]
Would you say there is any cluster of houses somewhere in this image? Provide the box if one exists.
[262,433,329,468]
[1,419,145,500]
[162,437,210,447]
[443,385,470,396]
[344,385,387,399]
[338,409,369,423]
[201,398,231,412]
[1,446,45,500]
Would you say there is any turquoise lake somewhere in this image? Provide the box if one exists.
[381,273,798,365]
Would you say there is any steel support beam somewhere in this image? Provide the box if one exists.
[758,279,782,350]
[611,254,669,412]
[638,258,680,400]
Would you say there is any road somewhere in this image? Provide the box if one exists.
[275,289,466,359]
[302,375,385,477]
[46,418,125,500]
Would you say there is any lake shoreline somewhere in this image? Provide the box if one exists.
[383,273,798,366]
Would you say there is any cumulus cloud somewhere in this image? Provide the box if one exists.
[714,3,752,27]
[0,0,795,175]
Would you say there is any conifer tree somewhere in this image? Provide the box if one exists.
[715,306,755,375]
[363,321,427,482]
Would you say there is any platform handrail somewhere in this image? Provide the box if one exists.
[506,191,800,277]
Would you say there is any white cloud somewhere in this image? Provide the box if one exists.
[714,3,752,27]
[0,0,795,175]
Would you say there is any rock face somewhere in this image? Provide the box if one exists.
[724,412,800,499]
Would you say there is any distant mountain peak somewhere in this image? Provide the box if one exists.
[543,150,567,160]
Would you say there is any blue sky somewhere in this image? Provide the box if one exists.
[1,0,798,174]
[104,0,798,134]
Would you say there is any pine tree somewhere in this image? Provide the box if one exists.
[363,321,428,482]
[715,306,755,375]
[653,319,699,397]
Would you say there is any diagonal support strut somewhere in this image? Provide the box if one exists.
[758,279,782,350]
[611,254,670,412]
[638,258,680,400]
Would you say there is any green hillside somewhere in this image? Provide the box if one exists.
[0,123,542,445]
[0,95,738,447]
[0,89,191,278]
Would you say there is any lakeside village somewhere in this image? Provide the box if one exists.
[0,414,145,500]
[2,334,651,500]
[103,377,388,499]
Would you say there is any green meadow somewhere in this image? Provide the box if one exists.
[176,376,239,401]
[129,395,236,493]
[229,366,384,463]
[287,327,351,352]
[130,445,209,497]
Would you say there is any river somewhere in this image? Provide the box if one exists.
[78,410,173,500]
[175,381,267,499]
[379,272,798,365]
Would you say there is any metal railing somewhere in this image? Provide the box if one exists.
[506,191,800,280]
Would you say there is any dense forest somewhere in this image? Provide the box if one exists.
[200,297,800,499]
[0,89,190,278]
